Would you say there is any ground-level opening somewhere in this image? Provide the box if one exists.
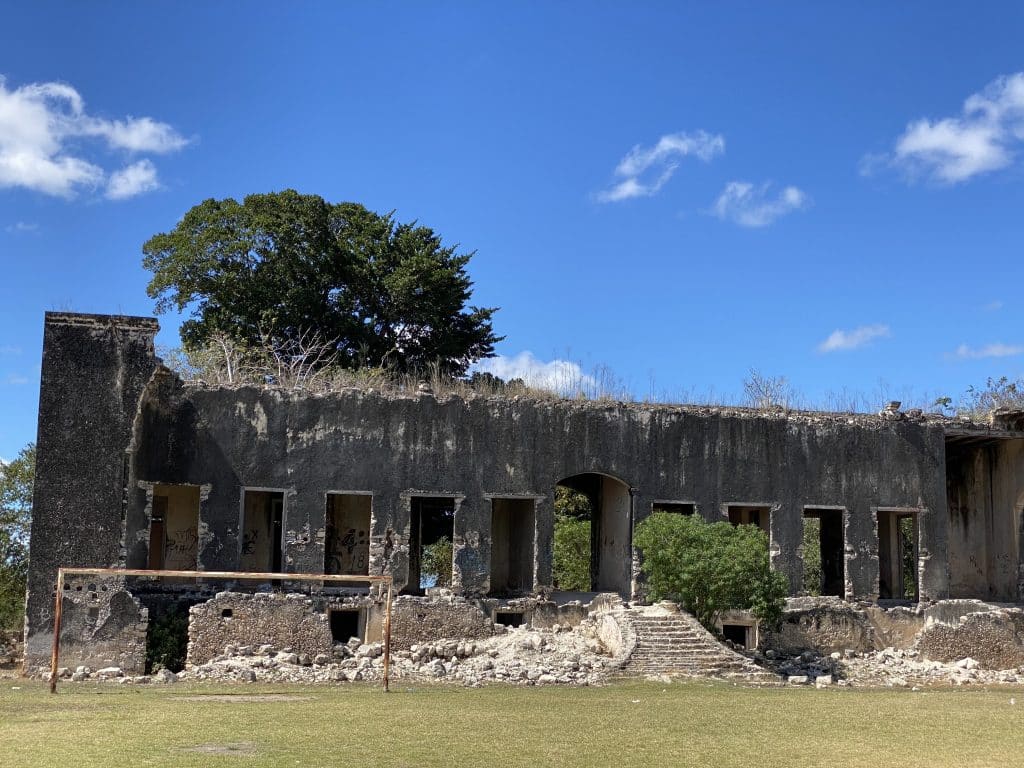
[148,484,201,572]
[405,496,456,595]
[651,501,696,516]
[878,509,919,600]
[329,608,364,644]
[554,473,631,596]
[325,493,371,576]
[144,603,191,674]
[488,498,536,597]
[720,623,748,646]
[494,611,525,628]
[726,504,771,536]
[240,490,285,574]
[802,508,845,597]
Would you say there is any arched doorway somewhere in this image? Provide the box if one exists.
[553,473,632,596]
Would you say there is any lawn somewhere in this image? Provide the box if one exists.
[1,679,1021,767]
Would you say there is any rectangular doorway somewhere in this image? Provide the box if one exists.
[489,498,536,596]
[241,489,285,573]
[878,509,919,600]
[802,508,845,597]
[405,496,456,594]
[325,493,371,576]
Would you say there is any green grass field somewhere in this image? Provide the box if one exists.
[1,679,1021,767]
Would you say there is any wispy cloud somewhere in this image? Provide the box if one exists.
[0,345,20,355]
[818,324,891,353]
[952,342,1024,360]
[473,351,597,393]
[4,220,37,233]
[3,373,29,385]
[0,75,190,199]
[869,72,1024,184]
[711,181,808,227]
[984,299,1004,312]
[596,131,724,203]
[106,159,160,200]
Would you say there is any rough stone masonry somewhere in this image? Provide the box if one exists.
[22,312,1024,677]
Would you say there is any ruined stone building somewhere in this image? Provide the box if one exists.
[23,312,1024,674]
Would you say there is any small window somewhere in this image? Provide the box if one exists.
[494,611,525,627]
[651,502,695,516]
[221,608,233,619]
[329,609,362,643]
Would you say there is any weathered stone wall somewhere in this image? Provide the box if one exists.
[25,313,160,671]
[48,575,148,675]
[187,592,333,665]
[916,606,1024,669]
[762,597,876,655]
[388,596,494,648]
[130,383,950,602]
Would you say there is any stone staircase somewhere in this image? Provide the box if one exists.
[615,607,778,682]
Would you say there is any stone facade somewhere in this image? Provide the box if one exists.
[23,312,1024,674]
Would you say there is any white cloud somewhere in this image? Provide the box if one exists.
[4,221,37,233]
[596,131,724,202]
[712,181,808,227]
[818,324,891,353]
[473,352,597,393]
[0,75,189,199]
[984,299,1004,311]
[953,342,1024,360]
[106,159,160,200]
[3,373,28,385]
[0,345,20,355]
[879,73,1024,184]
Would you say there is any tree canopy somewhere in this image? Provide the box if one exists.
[0,443,33,631]
[142,190,501,376]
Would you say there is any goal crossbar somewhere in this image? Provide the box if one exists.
[49,567,394,694]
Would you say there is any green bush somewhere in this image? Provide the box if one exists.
[422,536,453,588]
[552,486,592,591]
[146,608,190,673]
[801,517,822,596]
[634,512,788,631]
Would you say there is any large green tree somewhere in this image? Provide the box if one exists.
[0,443,33,631]
[142,190,501,376]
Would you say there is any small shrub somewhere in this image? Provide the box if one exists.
[146,608,189,673]
[553,517,591,591]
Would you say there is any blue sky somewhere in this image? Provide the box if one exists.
[2,2,1024,461]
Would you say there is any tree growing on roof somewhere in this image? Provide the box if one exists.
[142,190,501,376]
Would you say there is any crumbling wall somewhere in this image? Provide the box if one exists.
[762,597,876,655]
[387,596,494,649]
[49,575,148,675]
[25,313,160,671]
[916,606,1024,669]
[187,592,332,666]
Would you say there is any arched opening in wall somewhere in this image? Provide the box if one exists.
[877,509,919,601]
[553,473,631,596]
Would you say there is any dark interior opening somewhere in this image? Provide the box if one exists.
[721,623,747,646]
[727,504,771,535]
[495,611,525,628]
[652,502,695,515]
[329,609,362,643]
[803,509,845,597]
[221,608,233,618]
[878,510,919,600]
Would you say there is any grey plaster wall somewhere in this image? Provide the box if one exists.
[132,383,950,601]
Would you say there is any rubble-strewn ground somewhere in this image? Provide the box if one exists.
[4,678,1024,768]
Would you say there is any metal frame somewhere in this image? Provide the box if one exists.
[49,567,393,694]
